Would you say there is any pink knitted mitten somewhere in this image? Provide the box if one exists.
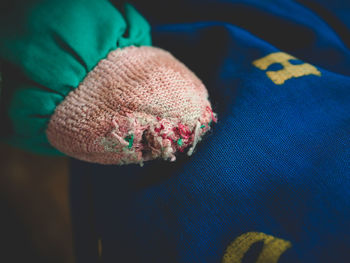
[47,46,216,165]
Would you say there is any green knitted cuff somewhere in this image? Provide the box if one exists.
[0,0,151,154]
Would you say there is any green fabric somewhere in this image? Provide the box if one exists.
[0,0,151,155]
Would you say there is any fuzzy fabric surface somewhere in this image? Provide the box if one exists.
[47,46,216,165]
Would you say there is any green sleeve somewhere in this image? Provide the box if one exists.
[0,0,151,155]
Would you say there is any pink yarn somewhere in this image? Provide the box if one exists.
[46,46,216,165]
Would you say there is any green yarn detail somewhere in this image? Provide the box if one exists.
[0,0,151,155]
[177,138,183,146]
[125,134,134,149]
[200,125,206,129]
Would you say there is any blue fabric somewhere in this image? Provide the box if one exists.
[70,0,350,262]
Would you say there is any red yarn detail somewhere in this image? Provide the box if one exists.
[207,106,217,123]
[175,123,192,140]
[154,124,165,133]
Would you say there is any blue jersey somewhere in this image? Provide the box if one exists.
[70,0,350,262]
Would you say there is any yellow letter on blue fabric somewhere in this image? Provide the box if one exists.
[253,52,321,85]
[222,232,291,263]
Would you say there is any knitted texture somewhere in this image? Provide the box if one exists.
[46,46,216,165]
